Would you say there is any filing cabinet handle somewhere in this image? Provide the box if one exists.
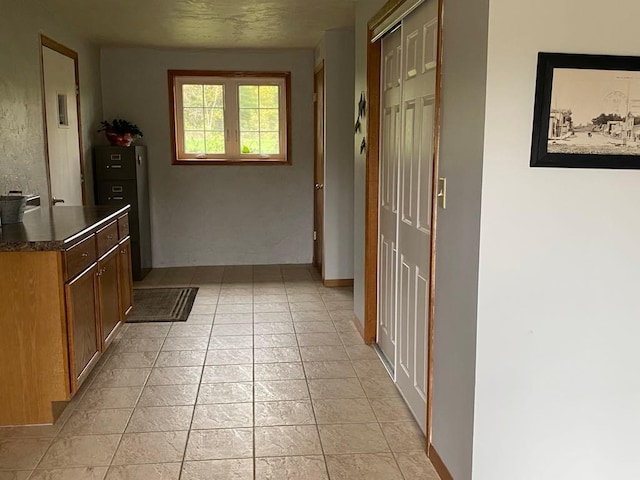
[108,196,124,201]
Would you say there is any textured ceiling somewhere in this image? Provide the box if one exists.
[38,0,356,49]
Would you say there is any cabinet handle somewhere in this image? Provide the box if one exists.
[81,252,89,258]
[121,249,127,254]
[107,234,114,240]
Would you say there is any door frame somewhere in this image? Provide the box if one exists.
[40,35,86,206]
[313,61,325,277]
[362,0,446,471]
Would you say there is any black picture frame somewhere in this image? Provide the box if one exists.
[531,52,640,169]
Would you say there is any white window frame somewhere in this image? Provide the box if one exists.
[169,70,291,165]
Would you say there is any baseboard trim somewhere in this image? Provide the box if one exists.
[351,314,364,337]
[323,278,354,288]
[428,444,454,480]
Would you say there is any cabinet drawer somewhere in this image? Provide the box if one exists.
[65,234,96,281]
[96,221,118,257]
[118,213,130,239]
[96,181,138,206]
[95,149,136,180]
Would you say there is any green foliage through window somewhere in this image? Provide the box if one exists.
[238,85,280,155]
[182,84,225,154]
[172,72,288,162]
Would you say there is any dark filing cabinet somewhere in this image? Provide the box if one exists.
[93,145,152,280]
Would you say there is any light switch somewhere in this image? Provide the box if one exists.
[437,177,447,209]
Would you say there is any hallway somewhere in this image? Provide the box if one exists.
[0,265,439,479]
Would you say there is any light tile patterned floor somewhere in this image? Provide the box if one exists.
[0,265,440,480]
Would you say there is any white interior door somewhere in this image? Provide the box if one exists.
[395,0,438,433]
[376,0,438,433]
[42,45,83,206]
[377,27,402,371]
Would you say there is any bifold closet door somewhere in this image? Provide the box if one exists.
[377,26,403,372]
[395,0,438,433]
[376,0,438,433]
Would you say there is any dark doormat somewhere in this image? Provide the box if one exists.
[127,287,199,323]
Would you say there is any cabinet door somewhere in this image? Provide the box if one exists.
[98,247,121,347]
[118,238,133,320]
[65,264,100,391]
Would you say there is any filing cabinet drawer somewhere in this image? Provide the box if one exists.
[96,221,118,257]
[64,234,97,281]
[96,181,138,206]
[118,213,130,239]
[94,148,137,180]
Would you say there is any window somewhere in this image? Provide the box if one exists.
[168,70,291,165]
[57,93,69,127]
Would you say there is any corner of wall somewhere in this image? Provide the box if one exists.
[322,29,356,281]
[430,0,490,478]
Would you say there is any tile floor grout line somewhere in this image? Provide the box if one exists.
[177,277,220,480]
[295,266,332,480]
[102,325,170,476]
[320,281,399,476]
[252,266,257,480]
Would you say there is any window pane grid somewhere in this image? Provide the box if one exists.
[238,85,281,155]
[171,72,288,163]
[182,83,225,155]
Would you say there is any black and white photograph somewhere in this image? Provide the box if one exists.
[530,52,640,169]
[548,68,640,155]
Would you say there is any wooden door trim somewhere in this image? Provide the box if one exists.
[363,0,445,463]
[40,35,86,206]
[313,62,325,276]
[364,25,381,345]
[427,0,445,457]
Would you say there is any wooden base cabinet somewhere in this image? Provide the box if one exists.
[99,246,122,348]
[0,208,134,426]
[118,238,134,319]
[65,264,101,391]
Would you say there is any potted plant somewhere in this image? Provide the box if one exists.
[98,119,143,147]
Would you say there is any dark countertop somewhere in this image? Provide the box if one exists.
[0,205,130,252]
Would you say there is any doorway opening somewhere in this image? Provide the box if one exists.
[40,35,85,206]
[313,61,325,277]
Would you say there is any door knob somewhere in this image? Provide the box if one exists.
[315,184,324,190]
[52,198,65,205]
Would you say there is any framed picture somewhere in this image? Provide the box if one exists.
[531,52,640,169]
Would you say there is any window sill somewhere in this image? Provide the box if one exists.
[172,158,290,166]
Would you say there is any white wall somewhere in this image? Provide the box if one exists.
[430,0,489,478]
[473,0,640,478]
[353,0,387,324]
[323,29,356,281]
[0,1,102,205]
[314,36,325,69]
[101,48,315,267]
